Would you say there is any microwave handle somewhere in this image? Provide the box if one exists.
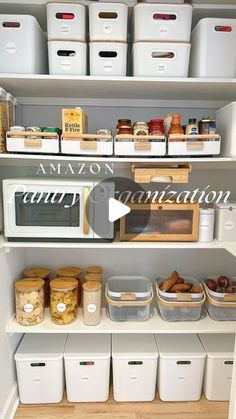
[83,188,90,235]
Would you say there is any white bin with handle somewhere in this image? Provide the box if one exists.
[48,40,87,75]
[89,2,128,42]
[47,2,86,41]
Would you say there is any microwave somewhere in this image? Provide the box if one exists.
[3,178,114,241]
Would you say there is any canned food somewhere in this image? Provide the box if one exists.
[96,129,112,136]
[43,127,60,139]
[26,126,42,139]
[10,125,25,138]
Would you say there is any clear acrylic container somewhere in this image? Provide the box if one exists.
[106,276,153,322]
[204,280,236,321]
[157,277,204,302]
[15,278,45,326]
[50,277,78,325]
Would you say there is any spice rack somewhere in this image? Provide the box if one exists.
[61,133,113,156]
[6,130,60,154]
[168,134,221,156]
[114,134,166,156]
[131,163,191,184]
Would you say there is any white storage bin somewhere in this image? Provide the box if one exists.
[215,202,236,242]
[6,131,60,154]
[133,42,190,77]
[189,18,236,78]
[199,333,235,401]
[216,102,236,157]
[64,334,111,402]
[114,135,166,156]
[0,15,48,74]
[106,276,153,322]
[168,135,221,156]
[112,334,158,402]
[156,334,206,401]
[48,41,87,75]
[89,3,128,42]
[61,134,113,156]
[133,4,193,42]
[46,3,86,41]
[15,333,67,404]
[90,42,127,76]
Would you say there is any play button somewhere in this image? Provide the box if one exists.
[108,198,131,223]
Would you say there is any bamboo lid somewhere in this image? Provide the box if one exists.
[86,266,103,274]
[82,281,102,292]
[15,278,44,291]
[50,277,78,290]
[84,273,102,282]
[56,267,82,278]
[24,267,50,278]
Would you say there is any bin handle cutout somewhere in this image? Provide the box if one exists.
[128,361,143,365]
[176,361,191,365]
[151,51,175,59]
[224,361,233,365]
[55,12,75,20]
[99,12,118,19]
[153,13,177,21]
[99,51,117,58]
[2,22,20,28]
[30,363,46,367]
[57,50,76,56]
[79,361,95,366]
[214,25,232,32]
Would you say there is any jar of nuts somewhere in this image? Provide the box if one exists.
[50,277,78,325]
[82,281,102,326]
[56,267,82,306]
[15,278,45,326]
[24,267,51,307]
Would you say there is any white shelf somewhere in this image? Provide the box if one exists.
[6,308,236,334]
[1,75,236,102]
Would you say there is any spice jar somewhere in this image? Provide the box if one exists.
[82,281,102,326]
[15,278,45,326]
[56,267,82,306]
[149,119,164,135]
[24,267,51,307]
[50,277,78,325]
[86,266,103,275]
[116,119,132,135]
[84,273,102,282]
[133,121,149,136]
[199,117,216,135]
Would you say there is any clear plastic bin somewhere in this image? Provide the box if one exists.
[204,279,236,321]
[106,276,153,322]
[158,277,204,302]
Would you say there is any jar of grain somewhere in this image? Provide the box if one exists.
[15,278,45,326]
[24,267,51,307]
[56,267,82,306]
[50,277,78,325]
[82,281,102,326]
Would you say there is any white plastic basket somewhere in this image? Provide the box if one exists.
[90,42,127,76]
[89,2,128,42]
[48,41,87,75]
[47,3,86,41]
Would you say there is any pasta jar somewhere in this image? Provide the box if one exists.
[149,119,164,135]
[82,281,102,326]
[86,266,103,275]
[56,267,82,306]
[133,121,149,136]
[50,277,78,324]
[15,278,45,326]
[24,267,51,307]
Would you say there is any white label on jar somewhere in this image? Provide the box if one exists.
[103,61,113,72]
[24,303,33,313]
[158,25,169,38]
[157,63,167,73]
[87,304,96,313]
[57,303,66,312]
[61,59,72,71]
[103,23,112,34]
[6,42,17,54]
[60,24,70,34]
[225,221,234,231]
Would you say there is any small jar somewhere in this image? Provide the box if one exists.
[86,266,103,275]
[24,267,51,307]
[116,119,132,135]
[82,281,102,326]
[26,126,42,139]
[84,273,102,282]
[56,267,82,306]
[15,278,45,326]
[50,277,78,325]
[133,121,149,136]
[199,117,216,135]
[149,119,164,135]
[43,127,60,139]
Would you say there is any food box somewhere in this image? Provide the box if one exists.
[62,108,87,135]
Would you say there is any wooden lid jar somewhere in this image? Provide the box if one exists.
[86,266,103,275]
[15,278,45,326]
[56,267,82,306]
[24,267,51,307]
[82,281,102,326]
[50,277,78,325]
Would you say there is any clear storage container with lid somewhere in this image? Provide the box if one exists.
[24,267,51,307]
[15,278,45,326]
[82,281,102,326]
[106,276,153,322]
[50,277,78,324]
[56,266,82,306]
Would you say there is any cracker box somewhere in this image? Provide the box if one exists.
[62,108,87,135]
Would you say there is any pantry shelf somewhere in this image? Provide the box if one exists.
[1,75,236,102]
[6,308,236,334]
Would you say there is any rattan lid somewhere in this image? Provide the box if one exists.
[24,267,50,278]
[86,266,103,274]
[82,281,102,292]
[56,267,82,277]
[15,278,44,291]
[50,277,78,290]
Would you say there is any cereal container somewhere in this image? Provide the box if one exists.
[15,278,45,326]
[50,277,78,325]
[56,267,82,306]
[24,267,51,307]
[82,281,102,326]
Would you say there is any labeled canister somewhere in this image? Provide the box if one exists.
[15,278,45,326]
[50,277,78,325]
[198,208,215,243]
[82,281,102,326]
[24,267,51,307]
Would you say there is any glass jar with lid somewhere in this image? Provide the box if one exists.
[149,119,164,135]
[24,267,51,307]
[116,119,132,135]
[133,121,149,136]
[56,267,82,306]
[82,281,102,326]
[0,88,7,152]
[15,278,45,326]
[84,273,102,282]
[50,277,78,325]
